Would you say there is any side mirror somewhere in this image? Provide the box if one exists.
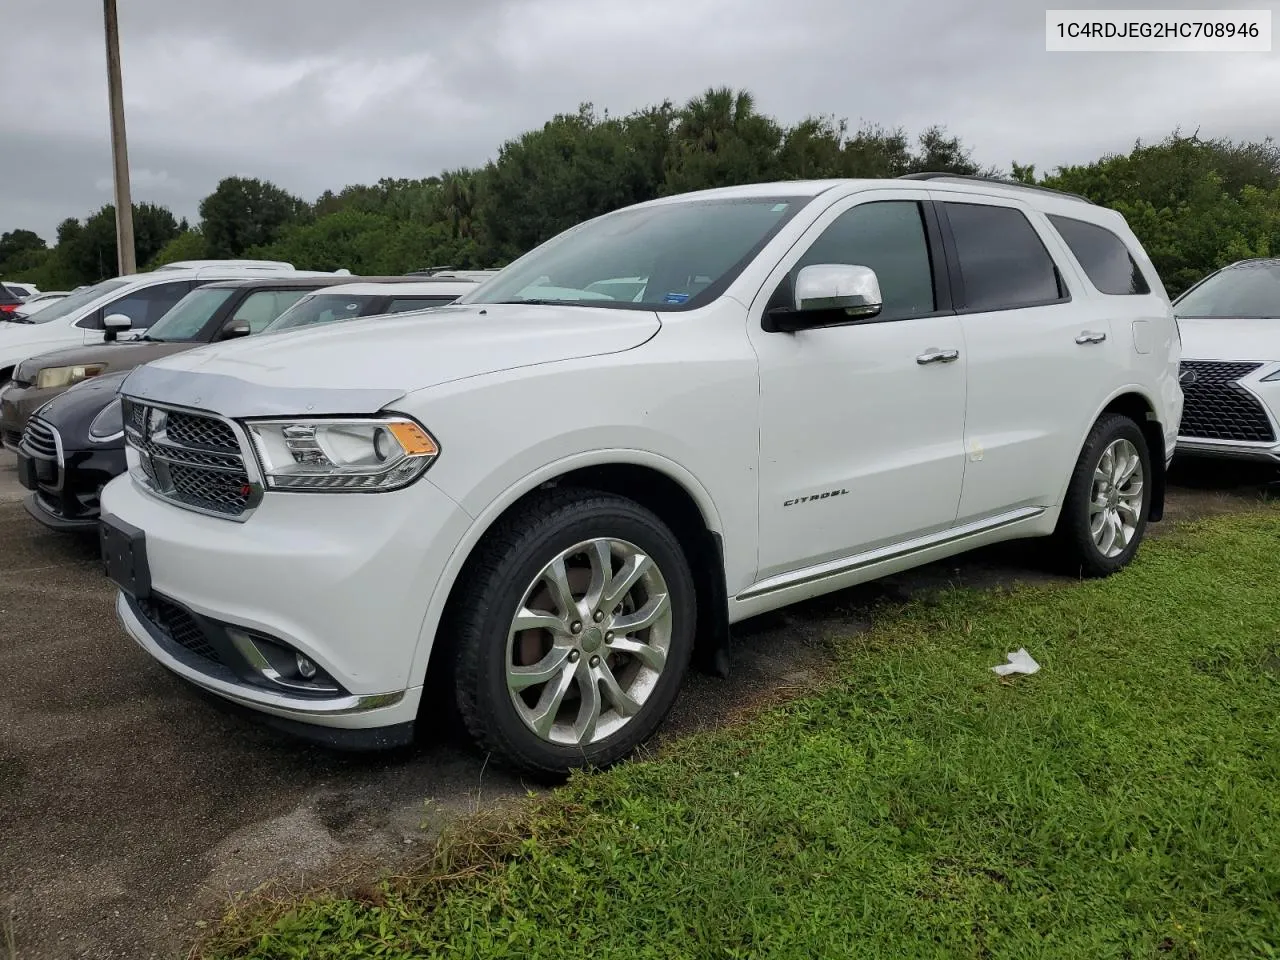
[765,264,883,333]
[220,318,253,340]
[103,313,132,342]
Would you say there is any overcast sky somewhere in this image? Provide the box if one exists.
[2,0,1277,242]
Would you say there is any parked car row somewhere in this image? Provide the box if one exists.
[2,175,1274,778]
[3,268,494,529]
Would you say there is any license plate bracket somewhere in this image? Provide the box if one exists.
[100,513,152,601]
[16,454,36,490]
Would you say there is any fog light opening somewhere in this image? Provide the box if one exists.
[296,653,318,679]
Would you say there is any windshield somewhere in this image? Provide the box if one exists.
[263,293,380,332]
[1175,261,1280,319]
[461,196,811,311]
[10,278,130,324]
[146,287,239,341]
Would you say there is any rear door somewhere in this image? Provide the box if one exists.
[930,193,1115,522]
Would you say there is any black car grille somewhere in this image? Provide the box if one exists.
[137,595,224,665]
[21,417,59,460]
[122,399,254,517]
[1179,360,1276,443]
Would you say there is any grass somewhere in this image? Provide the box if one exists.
[200,512,1280,960]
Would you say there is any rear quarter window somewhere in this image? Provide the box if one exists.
[1047,215,1151,295]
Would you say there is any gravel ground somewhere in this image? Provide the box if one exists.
[0,449,1272,959]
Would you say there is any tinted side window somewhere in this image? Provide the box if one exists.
[796,200,936,321]
[86,280,192,329]
[944,203,1065,311]
[1047,215,1150,295]
[385,297,457,314]
[232,290,309,333]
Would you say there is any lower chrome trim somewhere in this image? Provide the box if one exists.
[1176,436,1280,462]
[117,592,404,716]
[736,506,1045,602]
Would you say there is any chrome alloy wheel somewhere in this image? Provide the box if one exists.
[505,537,673,746]
[1089,438,1144,558]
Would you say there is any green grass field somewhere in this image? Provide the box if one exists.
[203,511,1280,960]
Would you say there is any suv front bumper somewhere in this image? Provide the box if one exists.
[100,470,474,742]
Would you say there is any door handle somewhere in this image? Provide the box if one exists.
[1075,331,1107,345]
[916,348,960,365]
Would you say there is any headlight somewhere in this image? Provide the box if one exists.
[89,397,124,441]
[36,364,105,389]
[245,416,439,492]
[1261,367,1280,382]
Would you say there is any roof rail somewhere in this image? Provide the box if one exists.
[154,259,297,271]
[1226,257,1280,267]
[898,173,1094,204]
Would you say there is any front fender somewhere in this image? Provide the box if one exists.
[393,349,761,689]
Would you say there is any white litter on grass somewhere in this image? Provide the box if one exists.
[991,648,1040,676]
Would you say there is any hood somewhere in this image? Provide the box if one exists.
[35,370,131,430]
[120,303,661,418]
[13,340,194,384]
[1177,317,1280,363]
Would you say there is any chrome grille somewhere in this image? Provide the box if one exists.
[123,399,255,518]
[21,417,59,460]
[165,411,239,451]
[1178,360,1276,443]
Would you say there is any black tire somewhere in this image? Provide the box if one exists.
[450,487,697,777]
[1053,413,1152,578]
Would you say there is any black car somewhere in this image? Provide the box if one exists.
[16,277,480,531]
[15,370,130,531]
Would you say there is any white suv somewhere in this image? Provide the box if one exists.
[0,260,342,383]
[99,176,1182,775]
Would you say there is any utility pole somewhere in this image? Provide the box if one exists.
[103,0,136,274]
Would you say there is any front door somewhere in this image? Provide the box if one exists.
[748,193,968,583]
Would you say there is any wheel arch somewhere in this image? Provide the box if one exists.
[1066,388,1168,523]
[410,452,732,708]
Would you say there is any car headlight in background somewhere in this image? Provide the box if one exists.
[89,397,124,441]
[36,364,105,389]
[245,417,439,492]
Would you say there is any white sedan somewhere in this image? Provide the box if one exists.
[1174,258,1280,464]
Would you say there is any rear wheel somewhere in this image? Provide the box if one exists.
[451,489,696,776]
[1053,413,1151,577]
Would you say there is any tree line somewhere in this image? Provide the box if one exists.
[2,87,1277,298]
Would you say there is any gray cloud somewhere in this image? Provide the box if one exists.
[2,0,1277,242]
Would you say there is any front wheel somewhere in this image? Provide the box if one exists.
[1053,413,1152,577]
[451,489,697,776]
